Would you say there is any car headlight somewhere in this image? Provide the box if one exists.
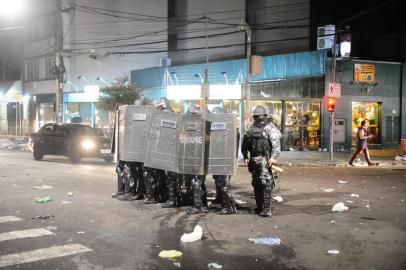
[82,139,96,151]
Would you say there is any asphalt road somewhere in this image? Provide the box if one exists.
[0,150,405,270]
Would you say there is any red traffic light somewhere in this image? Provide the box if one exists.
[327,97,336,112]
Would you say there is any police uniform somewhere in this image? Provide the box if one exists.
[241,105,281,217]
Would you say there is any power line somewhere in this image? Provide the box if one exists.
[97,36,310,55]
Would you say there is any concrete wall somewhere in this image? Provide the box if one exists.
[65,0,168,91]
[168,0,245,65]
[323,58,403,150]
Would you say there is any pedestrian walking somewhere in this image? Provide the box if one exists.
[349,120,379,166]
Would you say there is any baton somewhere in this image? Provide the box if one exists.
[271,165,284,173]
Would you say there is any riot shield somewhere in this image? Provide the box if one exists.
[144,110,181,172]
[118,105,154,162]
[206,113,237,175]
[178,114,207,175]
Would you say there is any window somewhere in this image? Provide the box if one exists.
[168,0,176,17]
[168,33,178,51]
[55,125,68,136]
[352,102,381,144]
[39,124,55,135]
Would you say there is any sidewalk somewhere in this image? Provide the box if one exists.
[239,149,406,168]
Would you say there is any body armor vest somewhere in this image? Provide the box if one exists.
[249,125,271,158]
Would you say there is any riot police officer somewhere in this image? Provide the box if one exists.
[241,105,282,217]
[211,106,237,215]
[112,161,125,198]
[185,104,208,214]
[143,98,173,204]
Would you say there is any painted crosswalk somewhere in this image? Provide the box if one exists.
[0,228,54,242]
[0,216,22,223]
[0,216,92,268]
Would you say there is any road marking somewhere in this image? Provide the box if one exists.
[0,228,54,242]
[0,244,93,268]
[0,216,22,223]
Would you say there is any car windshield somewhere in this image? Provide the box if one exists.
[67,125,95,136]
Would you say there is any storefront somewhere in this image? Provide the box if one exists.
[351,101,381,145]
[323,59,404,150]
[63,89,109,131]
[250,76,325,150]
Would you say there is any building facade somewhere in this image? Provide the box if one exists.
[131,50,405,151]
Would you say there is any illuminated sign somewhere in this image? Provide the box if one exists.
[167,85,201,100]
[209,84,241,100]
[354,64,375,82]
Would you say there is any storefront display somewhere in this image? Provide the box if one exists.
[352,102,380,144]
[284,101,321,149]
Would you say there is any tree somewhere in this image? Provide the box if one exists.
[98,75,139,111]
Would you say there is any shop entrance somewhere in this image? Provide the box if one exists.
[352,102,381,144]
[284,101,321,150]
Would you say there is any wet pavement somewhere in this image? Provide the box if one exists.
[0,150,405,270]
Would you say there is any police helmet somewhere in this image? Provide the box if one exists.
[187,104,200,114]
[252,105,267,117]
[212,106,224,114]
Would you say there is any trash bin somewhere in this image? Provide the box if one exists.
[401,139,406,156]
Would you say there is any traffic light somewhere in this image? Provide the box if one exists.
[327,97,336,112]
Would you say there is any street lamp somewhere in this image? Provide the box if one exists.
[77,75,90,84]
[221,72,229,85]
[238,19,252,132]
[0,0,26,18]
[194,73,203,84]
[170,72,179,85]
[96,77,109,86]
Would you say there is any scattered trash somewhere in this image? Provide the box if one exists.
[66,191,74,196]
[35,196,53,203]
[207,197,216,201]
[208,262,223,269]
[181,224,203,243]
[323,148,328,152]
[158,250,183,260]
[234,199,246,204]
[356,158,361,162]
[289,147,295,152]
[33,185,53,190]
[287,162,292,166]
[61,201,72,205]
[338,180,348,184]
[330,220,336,224]
[77,231,85,234]
[327,249,340,255]
[366,205,370,208]
[272,196,283,203]
[323,188,335,193]
[350,194,359,198]
[46,226,58,230]
[332,202,349,212]
[346,200,354,204]
[395,156,406,161]
[361,217,376,220]
[248,237,281,246]
[31,215,54,219]
[173,262,182,268]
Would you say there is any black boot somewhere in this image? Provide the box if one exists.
[219,177,237,215]
[142,170,156,204]
[112,177,125,198]
[259,187,272,218]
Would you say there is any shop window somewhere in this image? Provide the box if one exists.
[284,101,320,149]
[251,100,282,127]
[352,102,381,144]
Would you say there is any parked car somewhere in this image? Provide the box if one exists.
[28,123,113,163]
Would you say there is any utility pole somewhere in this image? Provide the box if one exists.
[55,0,64,123]
[238,20,252,133]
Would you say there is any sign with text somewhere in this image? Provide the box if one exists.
[354,63,375,82]
[328,82,341,97]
